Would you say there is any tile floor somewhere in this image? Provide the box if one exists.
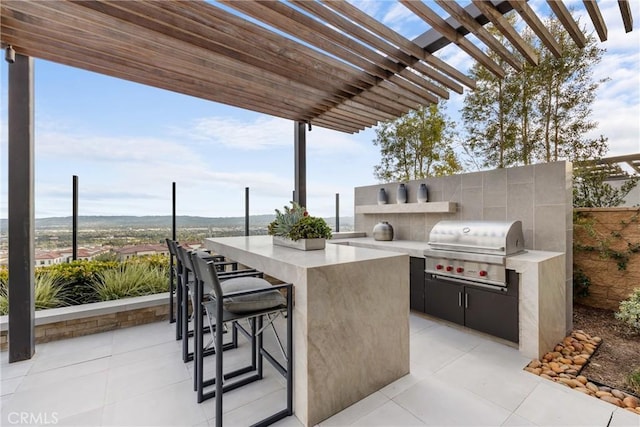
[1,312,639,427]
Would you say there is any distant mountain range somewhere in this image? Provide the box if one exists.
[0,215,354,230]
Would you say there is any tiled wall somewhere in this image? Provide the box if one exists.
[354,161,573,332]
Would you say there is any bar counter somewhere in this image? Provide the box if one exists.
[205,236,410,426]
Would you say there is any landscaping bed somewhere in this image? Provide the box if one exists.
[524,303,640,415]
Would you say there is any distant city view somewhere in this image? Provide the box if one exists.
[0,215,354,267]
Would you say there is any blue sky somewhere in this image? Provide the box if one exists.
[1,0,639,219]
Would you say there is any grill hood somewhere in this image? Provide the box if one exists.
[427,220,525,257]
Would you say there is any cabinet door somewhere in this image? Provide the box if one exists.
[409,257,426,312]
[425,276,464,325]
[464,286,519,343]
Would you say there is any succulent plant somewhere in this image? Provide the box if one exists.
[268,202,332,241]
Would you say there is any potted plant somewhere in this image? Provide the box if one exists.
[268,202,332,250]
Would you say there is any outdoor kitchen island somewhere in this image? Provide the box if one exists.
[204,235,410,427]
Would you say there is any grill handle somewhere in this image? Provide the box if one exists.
[427,242,505,252]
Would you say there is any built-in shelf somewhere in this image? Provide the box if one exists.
[355,201,457,214]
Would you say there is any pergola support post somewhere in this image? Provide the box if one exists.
[294,121,307,208]
[7,53,36,362]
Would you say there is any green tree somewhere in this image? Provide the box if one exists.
[462,11,608,168]
[373,103,461,182]
[573,167,639,207]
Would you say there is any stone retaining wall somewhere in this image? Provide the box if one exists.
[1,293,170,351]
[574,208,640,311]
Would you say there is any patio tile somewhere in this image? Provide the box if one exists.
[352,400,426,426]
[609,407,640,427]
[218,388,292,426]
[514,380,616,426]
[3,314,637,427]
[16,357,109,393]
[35,329,114,356]
[105,351,191,404]
[108,339,182,369]
[1,376,22,396]
[500,413,537,426]
[101,379,207,426]
[200,375,285,421]
[54,407,104,426]
[319,391,389,426]
[0,370,108,421]
[110,320,176,354]
[433,345,540,411]
[409,312,440,335]
[409,329,467,375]
[393,375,512,426]
[28,345,112,374]
[0,352,35,379]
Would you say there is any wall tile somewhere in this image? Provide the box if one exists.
[460,188,483,220]
[535,161,569,205]
[507,164,534,184]
[534,205,568,252]
[507,183,534,230]
[461,171,483,188]
[441,175,462,202]
[483,207,507,221]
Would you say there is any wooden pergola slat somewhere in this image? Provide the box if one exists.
[0,0,634,134]
[320,0,467,94]
[400,0,506,79]
[547,0,588,48]
[436,0,523,71]
[508,0,563,58]
[471,0,539,66]
[619,0,634,33]
[583,0,608,42]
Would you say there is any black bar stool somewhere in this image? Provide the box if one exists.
[190,252,293,427]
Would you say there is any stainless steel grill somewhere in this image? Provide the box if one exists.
[424,220,525,288]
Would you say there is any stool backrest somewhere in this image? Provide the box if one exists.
[165,238,182,274]
[190,252,224,300]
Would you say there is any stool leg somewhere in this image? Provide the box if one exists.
[175,272,183,340]
[215,303,224,427]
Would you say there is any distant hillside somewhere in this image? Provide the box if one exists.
[0,215,353,231]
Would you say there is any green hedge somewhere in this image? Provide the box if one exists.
[0,255,169,315]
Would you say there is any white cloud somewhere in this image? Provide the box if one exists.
[183,116,292,150]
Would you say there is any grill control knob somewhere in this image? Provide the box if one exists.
[479,270,487,277]
[436,264,443,270]
[446,265,453,272]
[456,267,464,273]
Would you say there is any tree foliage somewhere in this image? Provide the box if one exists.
[573,168,639,208]
[373,103,461,182]
[461,12,608,169]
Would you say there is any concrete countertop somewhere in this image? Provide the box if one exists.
[328,236,430,258]
[329,236,564,263]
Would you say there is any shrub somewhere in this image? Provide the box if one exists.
[615,288,640,332]
[0,271,69,315]
[92,263,168,301]
[628,368,640,395]
[125,253,169,271]
[44,260,119,304]
[35,272,70,310]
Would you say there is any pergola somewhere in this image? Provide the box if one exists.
[1,0,634,362]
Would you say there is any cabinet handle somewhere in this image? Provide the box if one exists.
[465,293,468,309]
[458,292,462,307]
